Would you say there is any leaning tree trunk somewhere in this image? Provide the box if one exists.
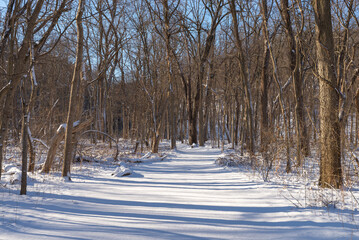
[313,0,343,188]
[62,0,85,179]
[42,118,92,173]
[42,126,65,173]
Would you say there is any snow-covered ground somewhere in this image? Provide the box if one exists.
[1,143,358,240]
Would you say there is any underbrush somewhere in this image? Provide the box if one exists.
[1,138,170,187]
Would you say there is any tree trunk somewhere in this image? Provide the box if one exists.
[151,133,160,154]
[234,99,240,146]
[62,0,85,179]
[42,127,65,173]
[42,119,92,173]
[0,0,46,181]
[280,0,310,163]
[356,89,359,143]
[20,107,28,195]
[0,97,10,181]
[27,132,35,173]
[313,0,343,188]
[170,94,176,149]
[198,95,204,146]
[189,110,197,145]
[230,0,255,154]
[260,0,270,152]
[163,0,176,149]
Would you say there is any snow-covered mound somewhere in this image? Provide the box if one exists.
[123,152,167,163]
[2,164,22,184]
[111,164,132,177]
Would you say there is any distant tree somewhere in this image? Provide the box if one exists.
[184,0,225,145]
[230,0,255,154]
[279,0,309,165]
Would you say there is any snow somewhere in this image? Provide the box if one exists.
[3,164,20,173]
[111,164,133,177]
[56,124,66,133]
[31,67,37,86]
[56,121,81,133]
[1,143,358,240]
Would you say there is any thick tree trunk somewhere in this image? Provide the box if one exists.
[313,0,343,188]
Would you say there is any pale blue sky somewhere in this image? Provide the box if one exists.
[0,1,6,9]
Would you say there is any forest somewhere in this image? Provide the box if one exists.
[1,0,359,239]
[0,0,359,192]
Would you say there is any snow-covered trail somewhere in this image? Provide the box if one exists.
[1,145,357,240]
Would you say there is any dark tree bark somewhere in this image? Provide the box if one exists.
[313,0,343,188]
[20,102,28,195]
[260,0,270,152]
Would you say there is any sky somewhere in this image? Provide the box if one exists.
[0,1,6,8]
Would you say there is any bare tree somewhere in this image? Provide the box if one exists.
[62,0,85,179]
[279,0,310,164]
[312,0,342,188]
[184,0,225,145]
[0,0,72,180]
[230,0,255,154]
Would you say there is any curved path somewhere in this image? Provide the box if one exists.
[1,145,357,239]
